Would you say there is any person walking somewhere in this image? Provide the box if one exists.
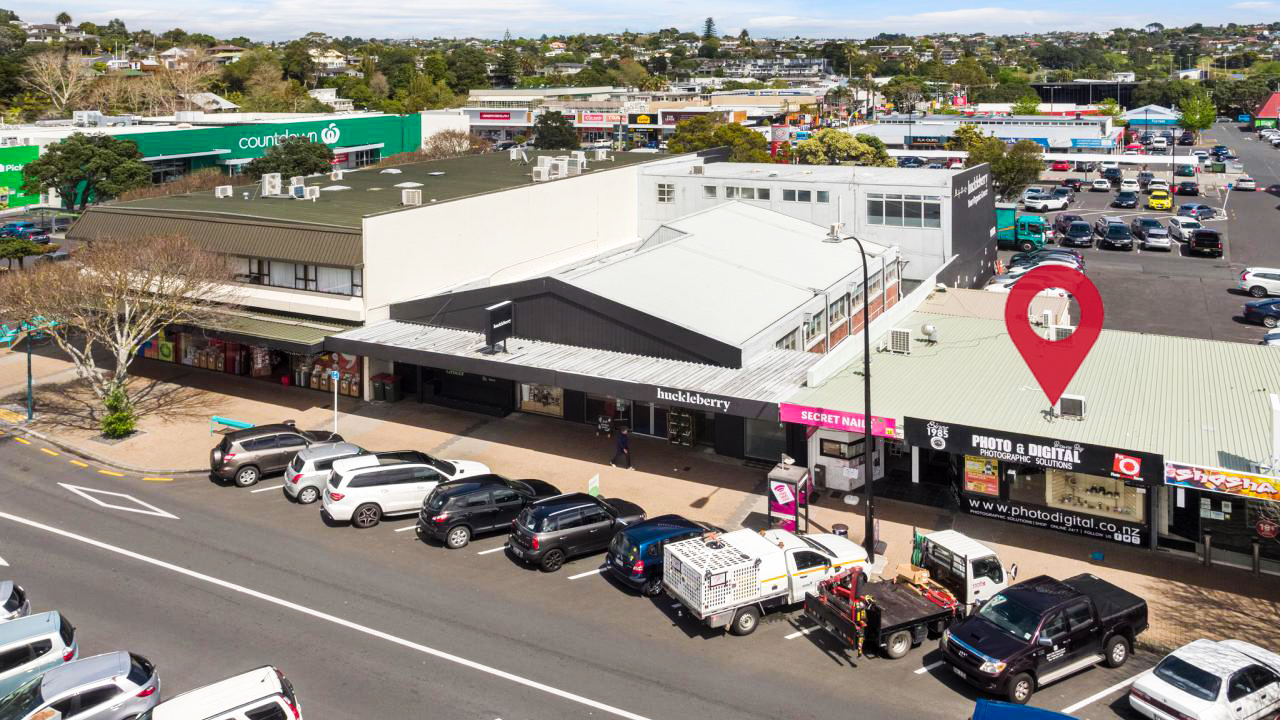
[611,426,633,470]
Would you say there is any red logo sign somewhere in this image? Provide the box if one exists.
[478,112,511,120]
[1258,519,1279,539]
[1113,453,1142,478]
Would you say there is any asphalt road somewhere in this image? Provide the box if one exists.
[0,437,1162,720]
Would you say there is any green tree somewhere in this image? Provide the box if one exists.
[702,17,716,40]
[532,110,579,150]
[947,57,989,89]
[447,46,490,93]
[1094,97,1123,120]
[22,133,149,212]
[280,41,316,86]
[1177,89,1216,139]
[795,128,865,165]
[55,11,71,24]
[667,115,718,153]
[1011,95,1041,115]
[881,76,925,112]
[0,237,47,269]
[966,138,1043,201]
[853,133,895,166]
[495,32,521,87]
[712,123,770,162]
[243,136,333,179]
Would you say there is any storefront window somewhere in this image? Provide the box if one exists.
[1008,468,1145,523]
[744,418,786,461]
[519,383,564,417]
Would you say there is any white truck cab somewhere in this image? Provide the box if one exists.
[915,530,1015,612]
[664,529,868,636]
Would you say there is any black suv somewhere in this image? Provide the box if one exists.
[211,422,342,487]
[1189,228,1224,257]
[1136,171,1154,189]
[1099,223,1134,250]
[1100,167,1123,185]
[1111,191,1139,209]
[418,475,561,548]
[509,493,645,572]
[1059,221,1093,248]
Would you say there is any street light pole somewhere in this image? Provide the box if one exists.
[842,232,877,560]
[26,332,32,421]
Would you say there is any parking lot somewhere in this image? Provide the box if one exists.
[1003,124,1279,344]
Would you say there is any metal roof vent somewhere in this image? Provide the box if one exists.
[690,165,704,175]
[1056,394,1086,419]
[380,168,403,174]
[920,323,938,343]
[888,328,911,354]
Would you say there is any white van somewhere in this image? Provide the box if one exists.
[138,666,301,720]
[1150,136,1168,149]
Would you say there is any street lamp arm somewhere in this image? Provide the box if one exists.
[842,233,877,560]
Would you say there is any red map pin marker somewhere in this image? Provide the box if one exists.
[1003,265,1104,406]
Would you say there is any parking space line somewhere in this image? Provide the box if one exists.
[567,567,604,580]
[68,460,88,468]
[14,437,29,445]
[394,525,417,533]
[784,626,819,640]
[143,477,174,483]
[477,545,508,555]
[39,448,58,456]
[248,483,284,493]
[1059,671,1146,714]
[96,469,124,477]
[914,660,945,675]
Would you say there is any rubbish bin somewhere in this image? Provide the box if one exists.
[372,374,386,401]
[1211,161,1226,173]
[384,375,402,403]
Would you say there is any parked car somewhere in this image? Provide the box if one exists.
[1049,186,1073,203]
[1090,178,1112,192]
[1188,229,1224,258]
[1009,248,1084,269]
[508,493,646,572]
[1119,178,1140,193]
[1020,187,1049,204]
[1193,149,1210,160]
[1136,171,1155,189]
[322,451,490,528]
[1240,268,1280,298]
[1177,181,1200,196]
[1235,176,1257,191]
[1094,218,1133,250]
[417,474,561,548]
[284,442,365,504]
[210,422,343,488]
[8,228,51,243]
[1179,204,1217,220]
[1112,191,1139,209]
[0,581,30,621]
[605,514,723,596]
[1059,221,1094,248]
[0,222,36,237]
[1100,160,1120,171]
[1052,213,1084,236]
[1148,178,1170,193]
[1129,639,1280,720]
[136,666,300,720]
[942,574,1147,704]
[1262,330,1280,347]
[1169,216,1203,241]
[1060,177,1085,191]
[1244,298,1280,328]
[1101,167,1123,184]
[1024,195,1069,212]
[1146,190,1173,211]
[1178,133,1195,146]
[897,156,924,168]
[0,612,77,699]
[1049,160,1071,171]
[1140,226,1173,251]
[1074,161,1097,172]
[1130,217,1161,238]
[0,651,159,720]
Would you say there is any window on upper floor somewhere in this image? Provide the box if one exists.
[703,185,717,198]
[657,183,674,203]
[232,257,363,297]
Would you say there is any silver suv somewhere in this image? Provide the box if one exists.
[285,442,365,504]
[0,611,78,699]
[0,650,159,720]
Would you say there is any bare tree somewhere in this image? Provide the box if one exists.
[21,50,96,115]
[422,129,492,159]
[151,50,220,114]
[0,235,240,423]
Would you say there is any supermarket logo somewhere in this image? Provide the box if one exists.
[238,123,342,149]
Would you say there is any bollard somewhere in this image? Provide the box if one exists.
[1253,539,1262,578]
[1203,532,1213,567]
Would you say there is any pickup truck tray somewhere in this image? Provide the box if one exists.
[803,578,957,657]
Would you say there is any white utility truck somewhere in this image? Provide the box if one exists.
[914,530,1015,614]
[663,528,868,636]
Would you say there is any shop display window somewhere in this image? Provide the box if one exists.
[1009,468,1145,522]
[519,384,564,417]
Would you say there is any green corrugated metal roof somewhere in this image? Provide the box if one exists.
[787,311,1280,471]
[67,208,362,267]
[199,310,356,351]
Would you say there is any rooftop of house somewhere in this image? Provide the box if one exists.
[109,150,661,230]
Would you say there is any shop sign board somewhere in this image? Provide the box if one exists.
[964,455,1000,496]
[1164,461,1280,504]
[655,387,734,414]
[778,403,898,439]
[485,301,514,347]
[770,481,795,504]
[479,111,513,120]
[1258,519,1278,539]
[629,113,657,126]
[0,146,40,208]
[662,111,712,125]
[963,494,1147,546]
[580,113,625,125]
[904,417,1163,485]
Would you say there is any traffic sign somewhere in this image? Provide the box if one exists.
[330,370,339,380]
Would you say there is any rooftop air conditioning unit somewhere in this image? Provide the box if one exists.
[289,175,306,187]
[1039,309,1053,327]
[552,158,569,176]
[690,165,704,175]
[302,185,321,201]
[592,149,608,161]
[1056,394,1086,419]
[260,173,282,196]
[1048,324,1074,342]
[531,166,550,182]
[536,155,553,168]
[571,150,586,163]
[401,188,422,206]
[888,328,912,354]
[329,170,344,181]
[508,148,521,160]
[214,185,233,198]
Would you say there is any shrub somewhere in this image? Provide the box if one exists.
[99,387,136,439]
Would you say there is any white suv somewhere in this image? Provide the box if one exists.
[322,451,490,528]
[1240,267,1280,298]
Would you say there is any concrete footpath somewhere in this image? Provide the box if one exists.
[3,345,1277,653]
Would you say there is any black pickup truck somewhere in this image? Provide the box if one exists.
[941,573,1148,705]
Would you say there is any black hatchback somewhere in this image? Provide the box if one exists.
[509,493,646,572]
[418,475,561,548]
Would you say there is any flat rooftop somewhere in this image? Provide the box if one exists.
[645,161,963,187]
[109,151,660,230]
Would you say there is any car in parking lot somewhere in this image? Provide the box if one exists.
[1129,639,1280,720]
[508,493,646,572]
[1024,194,1070,212]
[1235,176,1257,191]
[1119,178,1140,192]
[1074,160,1097,172]
[1178,133,1195,145]
[1020,186,1048,204]
[322,450,490,528]
[1112,191,1139,209]
[417,474,561,548]
[0,611,77,698]
[1,581,29,621]
[1140,226,1172,251]
[1193,149,1209,161]
[1058,221,1094,248]
[1176,181,1200,196]
[1244,298,1280,328]
[1169,216,1203,241]
[1263,330,1280,346]
[1009,248,1084,269]
[1131,217,1164,239]
[1100,160,1120,170]
[1090,178,1112,192]
[1148,178,1170,193]
[1179,204,1217,221]
[1049,160,1071,171]
[1053,213,1084,236]
[1060,177,1085,191]
[1136,171,1154,188]
[284,442,365,504]
[210,422,343,488]
[1212,145,1229,155]
[605,514,723,596]
[1240,268,1280,297]
[1101,167,1123,184]
[1147,190,1173,210]
[897,156,924,168]
[1189,229,1224,258]
[138,666,301,720]
[1094,218,1134,250]
[0,651,159,720]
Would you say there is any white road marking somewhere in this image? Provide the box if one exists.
[567,567,604,580]
[477,545,508,555]
[249,484,285,494]
[784,626,819,640]
[0,512,653,720]
[0,554,7,567]
[58,483,179,520]
[1060,671,1147,714]
[914,660,945,675]
[394,525,417,533]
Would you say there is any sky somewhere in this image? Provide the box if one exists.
[13,0,1278,41]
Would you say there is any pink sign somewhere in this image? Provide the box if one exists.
[779,403,898,438]
[478,112,511,120]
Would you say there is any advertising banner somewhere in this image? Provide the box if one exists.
[964,455,1000,496]
[579,113,625,125]
[962,493,1147,545]
[479,112,513,121]
[0,146,40,209]
[779,403,898,438]
[905,417,1163,485]
[628,113,657,126]
[1164,462,1280,504]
